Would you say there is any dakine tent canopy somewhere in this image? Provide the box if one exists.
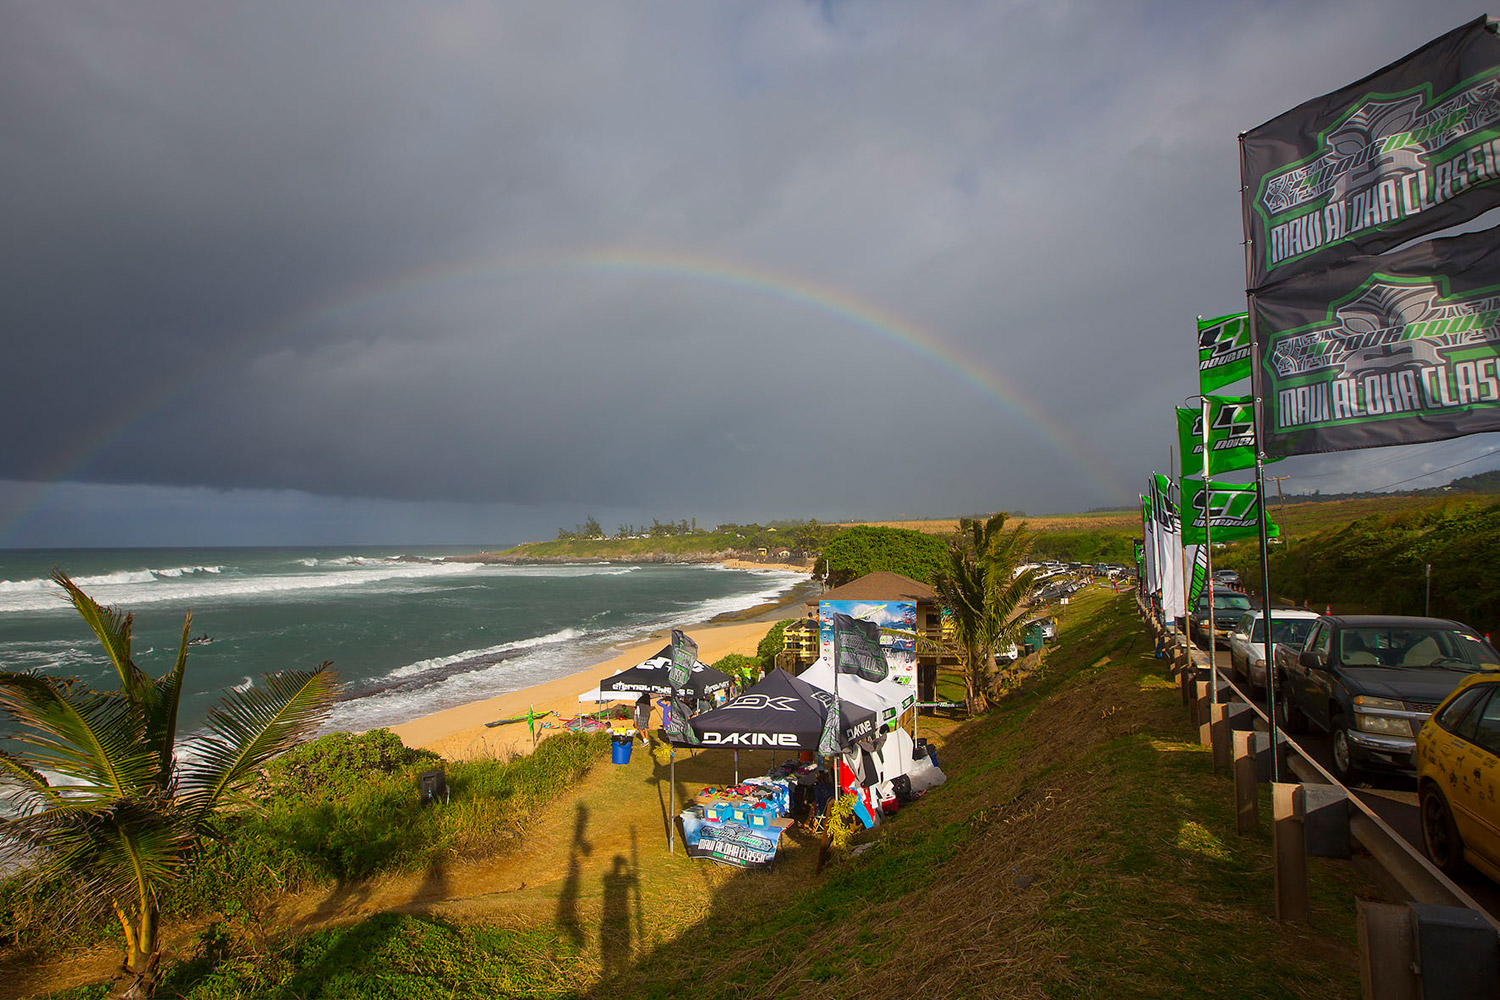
[797,657,916,728]
[669,668,877,751]
[597,645,733,701]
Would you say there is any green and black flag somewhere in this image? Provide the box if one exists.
[831,612,889,682]
[665,696,699,745]
[668,629,697,691]
[817,690,841,758]
[1199,313,1251,393]
[1254,225,1500,457]
[1180,478,1280,546]
[1242,16,1500,289]
[1177,395,1264,476]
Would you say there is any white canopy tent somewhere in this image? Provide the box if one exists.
[797,657,916,730]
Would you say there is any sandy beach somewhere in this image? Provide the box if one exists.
[389,619,783,761]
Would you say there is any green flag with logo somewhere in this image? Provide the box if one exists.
[1180,478,1279,546]
[1187,545,1209,609]
[1198,313,1251,393]
[1177,395,1269,476]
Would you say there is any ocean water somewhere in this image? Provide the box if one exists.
[0,548,804,736]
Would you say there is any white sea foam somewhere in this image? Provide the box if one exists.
[0,560,486,614]
[323,567,807,734]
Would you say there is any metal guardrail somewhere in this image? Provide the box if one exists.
[1134,593,1500,949]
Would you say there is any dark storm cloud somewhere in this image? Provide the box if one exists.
[3,0,1496,545]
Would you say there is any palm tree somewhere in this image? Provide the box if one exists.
[934,513,1037,714]
[0,572,336,998]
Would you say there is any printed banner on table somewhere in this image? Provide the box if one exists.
[1180,478,1280,546]
[669,629,697,690]
[1242,16,1500,289]
[1199,313,1252,393]
[678,814,781,868]
[818,601,916,685]
[1254,224,1500,457]
[1177,395,1261,476]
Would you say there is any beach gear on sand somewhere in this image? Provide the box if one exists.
[483,709,553,729]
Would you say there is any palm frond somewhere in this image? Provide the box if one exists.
[12,801,192,905]
[144,613,193,787]
[178,664,337,827]
[50,571,151,704]
[0,671,155,798]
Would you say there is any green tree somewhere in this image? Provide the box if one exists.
[0,573,336,998]
[934,513,1037,713]
[821,525,948,586]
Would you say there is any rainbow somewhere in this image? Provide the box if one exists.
[4,247,1125,542]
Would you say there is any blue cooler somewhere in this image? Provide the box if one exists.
[611,738,633,765]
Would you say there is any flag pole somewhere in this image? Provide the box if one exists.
[1174,448,1198,672]
[1202,397,1218,706]
[1241,131,1282,783]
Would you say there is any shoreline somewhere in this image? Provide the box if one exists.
[388,563,818,760]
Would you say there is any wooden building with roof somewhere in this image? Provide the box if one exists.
[775,570,957,701]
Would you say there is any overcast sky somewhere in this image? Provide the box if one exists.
[4,0,1499,548]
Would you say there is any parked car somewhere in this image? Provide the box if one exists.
[1228,609,1319,693]
[996,642,1020,663]
[1415,673,1500,881]
[1190,591,1254,648]
[1274,615,1500,784]
[1212,569,1242,589]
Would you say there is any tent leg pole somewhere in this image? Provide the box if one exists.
[669,750,675,855]
[734,749,739,785]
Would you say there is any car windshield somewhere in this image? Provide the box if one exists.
[1207,594,1252,611]
[1337,627,1500,671]
[1251,619,1316,645]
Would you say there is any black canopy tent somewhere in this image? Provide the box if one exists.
[597,644,734,702]
[667,667,876,751]
[661,669,877,855]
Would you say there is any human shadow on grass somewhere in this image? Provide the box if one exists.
[554,802,592,946]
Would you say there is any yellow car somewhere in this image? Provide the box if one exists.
[1415,672,1500,881]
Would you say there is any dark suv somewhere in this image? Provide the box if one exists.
[1274,615,1500,784]
[1190,591,1253,648]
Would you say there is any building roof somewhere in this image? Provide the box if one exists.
[806,571,937,607]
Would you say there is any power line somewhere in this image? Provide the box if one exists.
[1361,447,1500,493]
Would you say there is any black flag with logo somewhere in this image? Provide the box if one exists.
[1242,16,1500,289]
[1254,224,1500,457]
[831,612,889,682]
[668,629,697,691]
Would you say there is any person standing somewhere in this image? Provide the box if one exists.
[634,693,651,744]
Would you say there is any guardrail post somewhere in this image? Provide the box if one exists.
[1273,782,1310,922]
[1357,900,1419,1000]
[1209,703,1231,773]
[1195,681,1211,746]
[1180,665,1193,706]
[1409,902,1500,999]
[1233,730,1258,835]
[1302,785,1350,860]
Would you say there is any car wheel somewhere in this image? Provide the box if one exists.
[1330,715,1360,785]
[1230,653,1244,682]
[1421,785,1468,877]
[1274,679,1307,734]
